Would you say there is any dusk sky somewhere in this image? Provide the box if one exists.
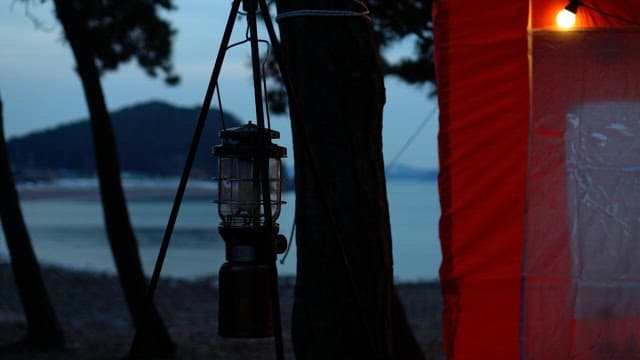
[0,1,439,170]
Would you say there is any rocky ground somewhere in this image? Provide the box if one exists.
[0,263,443,359]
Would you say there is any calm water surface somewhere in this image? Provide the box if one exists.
[0,180,440,282]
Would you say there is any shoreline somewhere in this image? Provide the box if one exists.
[16,182,216,201]
[0,262,443,359]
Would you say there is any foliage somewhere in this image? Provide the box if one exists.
[367,0,435,86]
[24,0,179,84]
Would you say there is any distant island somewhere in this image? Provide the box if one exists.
[7,101,241,182]
[7,101,437,184]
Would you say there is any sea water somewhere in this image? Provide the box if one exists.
[0,180,441,282]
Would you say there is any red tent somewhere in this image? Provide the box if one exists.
[434,0,640,358]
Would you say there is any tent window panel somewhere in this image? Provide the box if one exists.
[566,102,640,318]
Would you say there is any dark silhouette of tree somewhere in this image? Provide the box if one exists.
[0,96,65,349]
[31,0,179,356]
[274,0,425,358]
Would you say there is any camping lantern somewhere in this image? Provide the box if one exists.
[213,122,287,338]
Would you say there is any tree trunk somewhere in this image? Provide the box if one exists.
[52,1,174,356]
[0,97,65,349]
[275,0,424,358]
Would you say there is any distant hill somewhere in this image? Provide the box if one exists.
[7,101,242,181]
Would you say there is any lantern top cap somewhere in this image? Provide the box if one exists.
[213,121,287,158]
[220,121,280,140]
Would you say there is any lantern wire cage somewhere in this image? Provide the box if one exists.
[215,129,286,229]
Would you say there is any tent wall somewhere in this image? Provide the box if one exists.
[435,0,640,358]
[433,0,529,358]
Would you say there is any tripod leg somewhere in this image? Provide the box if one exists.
[246,0,273,225]
[127,0,243,358]
[246,2,286,360]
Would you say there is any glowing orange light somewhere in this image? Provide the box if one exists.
[556,1,579,29]
[556,8,577,28]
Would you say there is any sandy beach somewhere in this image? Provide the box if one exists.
[0,263,443,359]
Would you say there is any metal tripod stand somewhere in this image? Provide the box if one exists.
[129,0,290,358]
